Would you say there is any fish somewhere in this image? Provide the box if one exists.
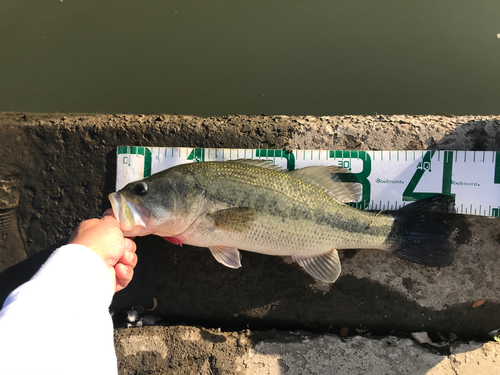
[108,159,456,283]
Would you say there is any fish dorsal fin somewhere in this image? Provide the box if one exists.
[229,159,286,172]
[209,246,242,269]
[289,166,362,203]
[292,249,341,283]
[208,207,256,232]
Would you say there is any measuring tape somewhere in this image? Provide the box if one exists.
[115,147,500,218]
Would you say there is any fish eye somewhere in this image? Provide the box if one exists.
[134,182,148,195]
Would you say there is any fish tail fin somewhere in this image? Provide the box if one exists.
[388,195,456,267]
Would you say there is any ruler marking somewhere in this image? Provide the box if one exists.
[122,147,499,218]
[495,152,500,183]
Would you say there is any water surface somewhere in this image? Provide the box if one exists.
[1,1,499,116]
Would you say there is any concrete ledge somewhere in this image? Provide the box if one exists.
[115,326,500,374]
[1,112,499,372]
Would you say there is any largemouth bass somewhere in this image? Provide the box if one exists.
[109,160,455,283]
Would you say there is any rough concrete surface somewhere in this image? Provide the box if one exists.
[0,112,499,373]
[115,326,500,375]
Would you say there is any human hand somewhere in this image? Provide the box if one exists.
[68,212,138,293]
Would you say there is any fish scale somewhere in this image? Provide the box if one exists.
[185,161,393,251]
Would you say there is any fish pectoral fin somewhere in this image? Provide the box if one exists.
[289,166,362,203]
[207,207,256,232]
[292,249,341,283]
[209,246,242,269]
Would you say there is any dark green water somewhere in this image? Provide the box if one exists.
[1,1,499,116]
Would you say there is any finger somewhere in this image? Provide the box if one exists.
[115,263,133,287]
[100,215,120,227]
[102,208,116,218]
[115,263,134,291]
[124,238,137,253]
[118,249,138,269]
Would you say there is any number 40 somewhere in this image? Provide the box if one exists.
[403,150,454,201]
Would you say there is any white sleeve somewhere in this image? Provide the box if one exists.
[0,244,118,375]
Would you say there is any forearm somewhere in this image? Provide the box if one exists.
[0,245,118,375]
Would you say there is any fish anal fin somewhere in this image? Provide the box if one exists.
[292,249,341,283]
[208,207,256,232]
[209,245,242,269]
[289,166,362,203]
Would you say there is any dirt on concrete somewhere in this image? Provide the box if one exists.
[0,112,499,374]
[115,325,500,375]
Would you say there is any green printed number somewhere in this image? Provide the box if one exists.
[403,150,454,201]
[330,151,372,210]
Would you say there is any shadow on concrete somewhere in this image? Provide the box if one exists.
[109,232,498,339]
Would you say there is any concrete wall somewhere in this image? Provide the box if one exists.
[1,112,499,373]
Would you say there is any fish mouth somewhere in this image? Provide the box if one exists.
[108,192,149,232]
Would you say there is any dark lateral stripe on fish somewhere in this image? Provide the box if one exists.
[208,192,392,242]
